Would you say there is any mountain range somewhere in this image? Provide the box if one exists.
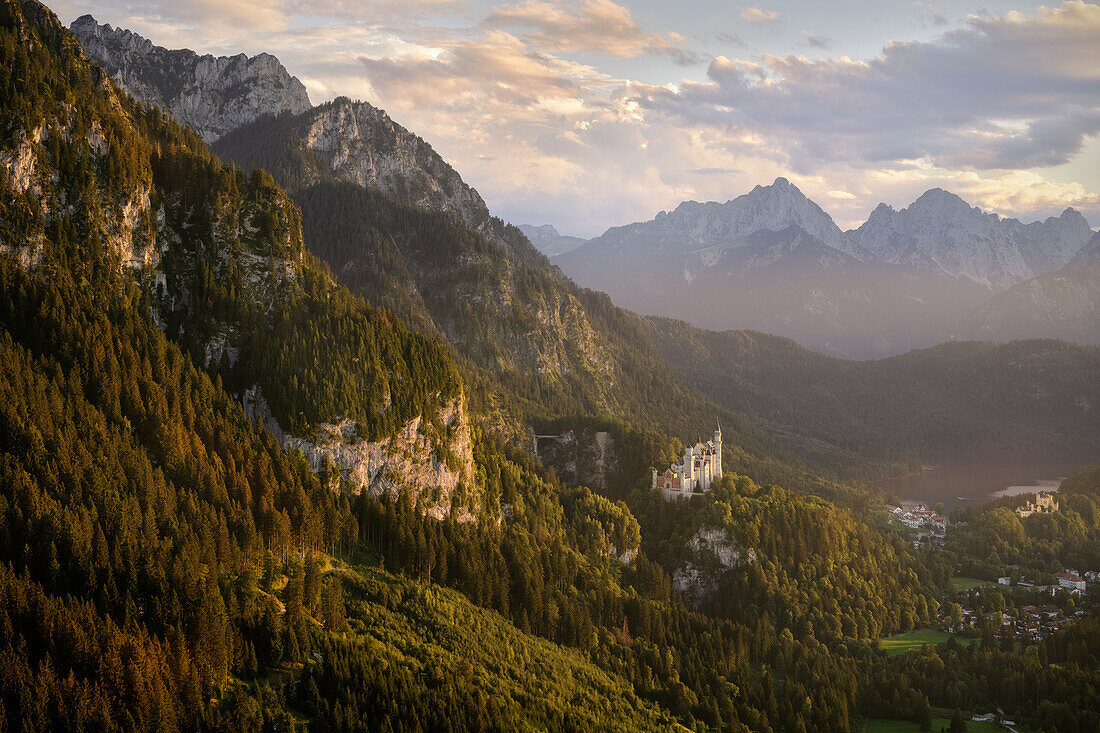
[972,232,1100,345]
[62,11,1100,475]
[71,14,1099,360]
[554,178,1096,357]
[2,3,1099,729]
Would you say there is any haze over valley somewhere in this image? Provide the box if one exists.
[551,179,1098,357]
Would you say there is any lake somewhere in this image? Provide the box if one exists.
[878,460,1086,510]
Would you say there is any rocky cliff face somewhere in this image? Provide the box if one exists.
[848,189,1093,290]
[970,233,1100,344]
[70,15,311,142]
[672,527,756,608]
[533,428,617,494]
[300,99,495,235]
[0,114,158,272]
[244,388,479,521]
[211,97,505,246]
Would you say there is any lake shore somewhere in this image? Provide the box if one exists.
[992,477,1064,499]
[878,460,1086,509]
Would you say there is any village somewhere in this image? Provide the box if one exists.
[941,568,1093,644]
[886,502,948,547]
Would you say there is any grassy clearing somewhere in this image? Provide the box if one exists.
[861,717,1005,732]
[880,629,977,656]
[950,577,993,591]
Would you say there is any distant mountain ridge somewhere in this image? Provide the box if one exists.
[970,232,1100,344]
[70,14,311,142]
[556,178,1096,356]
[584,177,846,259]
[847,188,1092,289]
[518,224,587,257]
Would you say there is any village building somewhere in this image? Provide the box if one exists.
[1057,571,1086,593]
[890,503,945,532]
[1015,492,1059,518]
[653,424,722,501]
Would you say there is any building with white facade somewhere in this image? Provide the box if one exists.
[1057,571,1086,593]
[653,425,723,501]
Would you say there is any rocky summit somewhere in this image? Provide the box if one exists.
[214,97,498,238]
[70,14,311,142]
[555,177,1097,355]
[848,188,1094,290]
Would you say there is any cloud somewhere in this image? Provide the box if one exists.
[715,30,745,47]
[357,31,621,111]
[803,32,831,49]
[628,1,1100,174]
[289,0,458,24]
[63,0,292,39]
[483,0,697,63]
[741,7,779,24]
[951,169,1100,219]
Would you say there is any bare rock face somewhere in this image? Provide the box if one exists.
[970,233,1100,344]
[300,99,494,234]
[848,190,1093,290]
[244,387,479,521]
[70,15,311,142]
[532,429,617,494]
[672,527,756,608]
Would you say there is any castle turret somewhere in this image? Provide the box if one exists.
[714,421,722,477]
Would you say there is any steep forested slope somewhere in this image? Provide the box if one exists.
[0,0,483,513]
[215,120,730,438]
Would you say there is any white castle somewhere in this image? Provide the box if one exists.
[652,424,722,501]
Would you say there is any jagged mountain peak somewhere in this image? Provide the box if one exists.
[71,14,311,142]
[904,188,985,223]
[865,201,895,219]
[213,93,500,243]
[850,189,1093,289]
[746,176,811,203]
[595,176,846,253]
[752,176,794,191]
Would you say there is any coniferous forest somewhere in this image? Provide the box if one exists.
[1,1,1099,731]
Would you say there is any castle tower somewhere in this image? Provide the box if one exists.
[714,421,722,477]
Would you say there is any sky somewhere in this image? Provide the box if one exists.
[54,0,1100,237]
